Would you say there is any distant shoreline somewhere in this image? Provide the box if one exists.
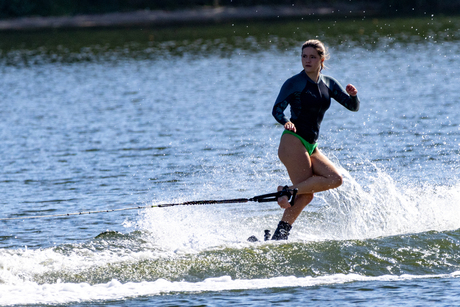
[0,5,378,32]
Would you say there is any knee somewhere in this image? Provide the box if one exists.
[330,173,343,189]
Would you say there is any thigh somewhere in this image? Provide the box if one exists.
[310,148,341,179]
[278,133,313,184]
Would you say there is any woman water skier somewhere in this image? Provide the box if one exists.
[270,39,360,240]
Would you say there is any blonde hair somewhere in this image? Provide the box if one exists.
[301,40,329,71]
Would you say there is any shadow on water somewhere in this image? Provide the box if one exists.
[1,15,460,65]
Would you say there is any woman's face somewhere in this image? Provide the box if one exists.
[301,47,323,74]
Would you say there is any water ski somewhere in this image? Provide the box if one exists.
[247,230,271,242]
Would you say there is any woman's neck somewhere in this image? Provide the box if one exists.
[305,70,320,83]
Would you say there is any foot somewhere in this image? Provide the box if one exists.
[277,186,291,209]
[271,221,292,240]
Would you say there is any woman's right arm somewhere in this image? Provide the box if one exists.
[272,77,296,126]
[272,99,290,126]
[272,73,304,130]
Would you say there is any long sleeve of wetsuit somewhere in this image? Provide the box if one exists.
[324,75,360,111]
[272,98,290,126]
[272,73,306,125]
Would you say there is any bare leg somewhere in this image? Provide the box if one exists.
[277,133,314,225]
[294,149,343,194]
[277,133,343,225]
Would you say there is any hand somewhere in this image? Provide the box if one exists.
[284,122,296,133]
[277,185,292,209]
[346,84,358,96]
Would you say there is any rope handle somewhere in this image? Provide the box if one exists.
[251,186,298,206]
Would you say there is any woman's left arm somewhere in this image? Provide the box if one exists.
[327,77,360,112]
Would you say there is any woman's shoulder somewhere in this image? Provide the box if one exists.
[281,71,308,88]
[319,74,344,90]
[319,74,338,84]
[275,71,307,103]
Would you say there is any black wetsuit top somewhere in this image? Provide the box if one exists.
[272,71,360,144]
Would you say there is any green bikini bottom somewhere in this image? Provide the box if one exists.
[282,130,318,156]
